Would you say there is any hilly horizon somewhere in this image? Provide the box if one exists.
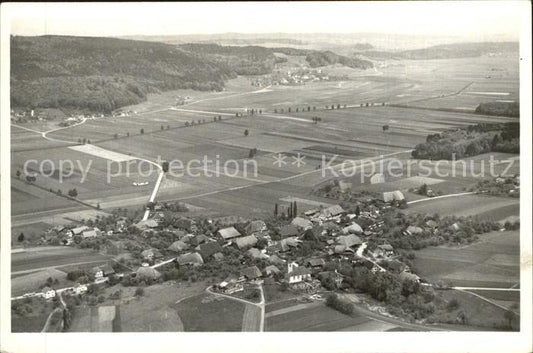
[10,35,373,113]
[10,35,236,113]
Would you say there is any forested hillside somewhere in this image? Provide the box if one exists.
[178,43,285,75]
[305,50,373,69]
[11,35,236,112]
[180,43,373,74]
[11,36,374,113]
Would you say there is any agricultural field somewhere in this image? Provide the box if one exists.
[176,293,246,331]
[412,230,519,288]
[404,195,519,220]
[11,268,72,297]
[379,56,519,108]
[11,53,520,224]
[69,305,118,332]
[11,246,113,277]
[437,290,519,330]
[265,303,376,331]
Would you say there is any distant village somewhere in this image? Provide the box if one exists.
[10,108,137,125]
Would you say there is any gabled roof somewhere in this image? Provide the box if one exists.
[399,271,420,282]
[321,205,344,217]
[406,225,424,235]
[168,240,189,252]
[306,258,326,267]
[198,242,223,259]
[90,266,103,274]
[304,209,319,217]
[342,222,363,234]
[322,222,340,231]
[245,220,267,234]
[279,224,299,238]
[279,237,302,252]
[136,219,159,229]
[378,244,394,251]
[291,217,313,230]
[136,267,162,280]
[173,230,188,239]
[177,252,204,266]
[100,264,115,275]
[141,248,162,258]
[71,226,89,235]
[425,220,438,228]
[383,190,404,202]
[241,266,262,279]
[82,230,99,238]
[247,247,268,259]
[235,235,258,249]
[42,286,54,293]
[334,245,347,254]
[264,265,281,275]
[289,266,311,276]
[190,234,209,246]
[218,227,241,240]
[269,254,286,265]
[337,234,362,248]
[303,226,322,241]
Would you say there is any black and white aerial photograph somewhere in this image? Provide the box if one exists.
[0,2,531,353]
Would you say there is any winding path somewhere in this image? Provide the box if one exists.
[14,117,164,219]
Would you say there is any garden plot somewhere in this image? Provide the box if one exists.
[69,144,137,162]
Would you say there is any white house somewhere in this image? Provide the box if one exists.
[90,267,104,280]
[382,190,405,203]
[41,286,56,299]
[287,262,311,284]
[73,283,88,295]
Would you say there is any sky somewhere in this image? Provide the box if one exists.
[5,1,525,41]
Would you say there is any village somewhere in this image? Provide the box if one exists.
[12,173,513,334]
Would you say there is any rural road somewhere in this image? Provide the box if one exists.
[173,149,412,204]
[13,117,88,144]
[206,285,265,332]
[15,116,164,221]
[407,192,476,205]
[452,288,520,314]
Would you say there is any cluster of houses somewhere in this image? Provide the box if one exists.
[29,262,119,301]
[250,66,330,88]
[43,225,110,245]
[38,282,89,300]
[141,202,421,295]
[31,195,427,301]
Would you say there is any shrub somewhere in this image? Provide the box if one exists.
[446,298,460,312]
[325,293,354,315]
[135,287,145,297]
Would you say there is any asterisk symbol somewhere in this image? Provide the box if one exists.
[273,153,287,167]
[292,153,306,167]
